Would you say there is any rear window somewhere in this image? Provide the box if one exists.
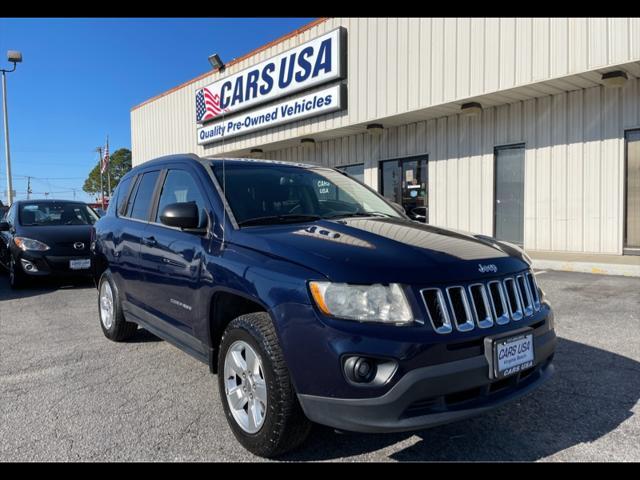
[127,171,160,220]
[109,176,133,217]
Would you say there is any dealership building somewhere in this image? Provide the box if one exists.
[131,17,640,267]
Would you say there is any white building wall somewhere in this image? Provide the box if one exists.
[263,79,640,255]
[131,17,640,164]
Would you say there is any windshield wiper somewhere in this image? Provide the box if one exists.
[238,214,322,227]
[325,211,394,220]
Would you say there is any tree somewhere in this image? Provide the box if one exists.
[83,148,132,198]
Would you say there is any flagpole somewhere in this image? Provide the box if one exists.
[97,146,104,210]
[106,136,111,201]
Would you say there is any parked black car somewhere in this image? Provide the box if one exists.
[92,154,556,458]
[0,199,99,288]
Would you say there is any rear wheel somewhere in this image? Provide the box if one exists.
[98,270,137,341]
[218,312,311,458]
[8,255,25,289]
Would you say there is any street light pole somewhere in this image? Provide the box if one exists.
[2,69,14,205]
[1,51,22,206]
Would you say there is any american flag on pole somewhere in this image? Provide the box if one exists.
[101,139,110,174]
[196,87,227,122]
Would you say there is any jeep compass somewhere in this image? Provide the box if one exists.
[91,154,556,457]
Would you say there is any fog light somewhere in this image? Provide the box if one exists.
[20,259,38,272]
[344,356,377,383]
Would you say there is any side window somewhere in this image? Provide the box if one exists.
[155,169,208,228]
[110,176,133,217]
[127,171,160,221]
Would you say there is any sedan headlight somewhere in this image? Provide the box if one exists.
[14,237,50,252]
[309,282,413,325]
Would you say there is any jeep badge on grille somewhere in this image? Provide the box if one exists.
[478,264,498,273]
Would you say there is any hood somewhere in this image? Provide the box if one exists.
[17,225,93,254]
[231,217,530,284]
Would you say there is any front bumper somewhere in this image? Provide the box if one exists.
[17,251,93,277]
[297,328,556,433]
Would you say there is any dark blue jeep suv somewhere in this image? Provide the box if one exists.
[92,154,556,457]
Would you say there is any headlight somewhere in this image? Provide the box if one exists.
[14,237,50,252]
[309,281,414,325]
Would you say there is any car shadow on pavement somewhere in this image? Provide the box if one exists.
[124,327,164,343]
[281,337,640,461]
[0,274,94,301]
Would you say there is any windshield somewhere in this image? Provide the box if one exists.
[212,163,402,226]
[19,202,99,226]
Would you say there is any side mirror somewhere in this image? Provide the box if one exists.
[159,202,200,230]
[0,221,10,232]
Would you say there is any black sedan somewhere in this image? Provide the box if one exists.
[0,199,99,289]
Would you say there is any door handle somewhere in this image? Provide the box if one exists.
[142,236,157,247]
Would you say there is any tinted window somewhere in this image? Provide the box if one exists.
[128,171,159,220]
[18,202,99,226]
[156,169,208,228]
[110,176,133,217]
[212,163,400,226]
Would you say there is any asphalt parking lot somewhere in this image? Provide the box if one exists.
[0,269,638,462]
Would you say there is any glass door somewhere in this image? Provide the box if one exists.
[625,130,640,253]
[379,155,428,222]
[494,145,525,245]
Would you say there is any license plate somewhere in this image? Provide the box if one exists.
[492,333,534,379]
[69,259,91,270]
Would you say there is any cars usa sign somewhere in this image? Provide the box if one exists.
[195,27,346,124]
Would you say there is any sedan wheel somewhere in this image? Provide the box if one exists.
[99,280,114,330]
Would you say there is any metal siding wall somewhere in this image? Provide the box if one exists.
[265,79,639,255]
[131,17,640,164]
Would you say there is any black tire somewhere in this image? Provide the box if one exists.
[8,255,25,289]
[98,270,138,341]
[217,312,311,458]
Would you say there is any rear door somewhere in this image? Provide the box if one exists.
[117,170,161,310]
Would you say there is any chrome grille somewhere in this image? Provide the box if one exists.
[446,286,475,332]
[420,270,541,334]
[422,288,452,334]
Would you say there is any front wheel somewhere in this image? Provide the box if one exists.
[8,255,25,289]
[217,312,311,458]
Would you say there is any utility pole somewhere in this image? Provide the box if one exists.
[26,176,31,199]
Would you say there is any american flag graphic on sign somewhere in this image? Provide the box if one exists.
[196,87,227,122]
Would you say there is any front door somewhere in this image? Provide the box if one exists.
[494,145,525,246]
[380,155,428,222]
[141,168,210,335]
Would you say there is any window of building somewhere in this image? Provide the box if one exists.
[337,163,364,183]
